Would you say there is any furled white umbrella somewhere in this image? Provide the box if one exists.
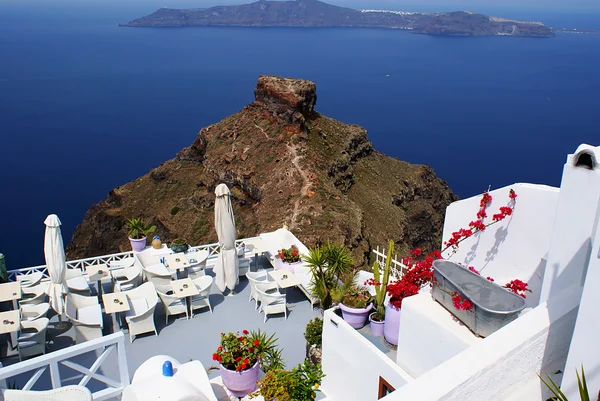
[44,214,68,317]
[213,184,239,293]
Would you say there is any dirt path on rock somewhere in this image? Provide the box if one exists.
[254,122,310,228]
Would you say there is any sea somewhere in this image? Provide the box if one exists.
[1,2,599,269]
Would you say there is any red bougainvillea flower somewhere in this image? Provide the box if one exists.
[212,353,218,361]
[242,329,249,335]
[486,276,495,282]
[468,266,480,275]
[509,189,517,199]
[253,339,260,346]
[504,279,530,298]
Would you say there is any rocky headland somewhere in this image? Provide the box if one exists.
[120,0,554,38]
[66,76,458,266]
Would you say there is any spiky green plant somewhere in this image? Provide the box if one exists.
[304,243,354,310]
[372,240,394,321]
[125,217,157,239]
[539,366,599,401]
[250,329,285,374]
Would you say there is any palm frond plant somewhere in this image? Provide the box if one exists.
[539,366,599,401]
[125,217,157,240]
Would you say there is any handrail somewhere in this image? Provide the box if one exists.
[372,245,408,280]
[8,237,260,282]
[0,332,129,400]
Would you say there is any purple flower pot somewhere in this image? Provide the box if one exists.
[384,303,401,346]
[369,312,385,336]
[220,362,260,397]
[339,303,373,329]
[129,237,147,252]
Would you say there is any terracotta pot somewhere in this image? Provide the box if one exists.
[369,312,385,336]
[129,237,147,252]
[219,362,260,397]
[339,303,373,329]
[384,303,401,346]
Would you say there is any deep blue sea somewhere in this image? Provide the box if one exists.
[1,3,599,269]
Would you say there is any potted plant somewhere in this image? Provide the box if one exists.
[366,240,394,336]
[251,361,324,401]
[304,317,323,365]
[170,237,189,253]
[334,282,373,329]
[304,242,353,310]
[125,218,157,252]
[212,329,283,397]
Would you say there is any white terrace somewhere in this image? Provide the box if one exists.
[1,144,600,400]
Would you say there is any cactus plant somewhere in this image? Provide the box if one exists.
[372,240,394,322]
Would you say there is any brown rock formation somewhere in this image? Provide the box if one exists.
[66,76,457,265]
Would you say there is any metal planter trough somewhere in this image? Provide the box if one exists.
[431,260,526,337]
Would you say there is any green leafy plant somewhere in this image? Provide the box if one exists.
[334,284,373,309]
[540,366,600,401]
[170,206,180,216]
[251,361,324,401]
[212,329,284,373]
[304,318,323,347]
[304,242,354,310]
[277,245,301,263]
[371,240,394,321]
[172,238,187,245]
[125,217,157,240]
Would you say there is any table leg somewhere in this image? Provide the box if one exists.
[12,299,18,311]
[9,331,17,350]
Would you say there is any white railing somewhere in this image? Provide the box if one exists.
[372,245,408,279]
[0,332,129,400]
[8,237,260,282]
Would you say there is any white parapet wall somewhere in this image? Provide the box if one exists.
[383,284,580,401]
[441,183,560,308]
[321,308,413,401]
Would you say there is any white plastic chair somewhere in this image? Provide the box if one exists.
[2,385,92,401]
[113,264,143,292]
[186,250,208,280]
[136,255,173,288]
[125,282,158,342]
[65,269,91,295]
[157,287,189,324]
[18,317,49,360]
[246,271,270,309]
[20,282,49,306]
[20,302,50,322]
[16,272,43,288]
[256,282,287,322]
[190,276,213,316]
[65,293,103,344]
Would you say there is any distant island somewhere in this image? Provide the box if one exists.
[120,0,555,38]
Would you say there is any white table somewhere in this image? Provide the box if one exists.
[86,264,111,298]
[0,310,20,349]
[0,282,22,310]
[165,253,190,279]
[102,293,130,330]
[268,268,302,289]
[243,239,268,271]
[172,278,199,316]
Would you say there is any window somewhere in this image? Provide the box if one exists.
[378,376,395,399]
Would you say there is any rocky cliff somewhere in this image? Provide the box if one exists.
[66,76,457,265]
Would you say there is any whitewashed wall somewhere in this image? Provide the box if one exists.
[441,183,560,308]
[540,144,600,303]
[321,308,412,401]
[383,284,580,401]
[562,193,600,399]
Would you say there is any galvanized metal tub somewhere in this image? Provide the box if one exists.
[431,260,526,337]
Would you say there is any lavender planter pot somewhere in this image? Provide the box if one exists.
[339,303,373,329]
[384,304,401,346]
[220,362,260,397]
[369,313,385,336]
[129,237,147,253]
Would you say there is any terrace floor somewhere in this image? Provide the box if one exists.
[0,255,322,399]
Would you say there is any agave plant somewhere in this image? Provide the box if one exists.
[371,240,394,322]
[125,217,157,240]
[539,366,599,401]
[304,242,353,310]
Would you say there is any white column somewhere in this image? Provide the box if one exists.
[539,145,600,303]
[562,197,600,398]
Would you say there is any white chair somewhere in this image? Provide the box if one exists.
[16,272,43,288]
[20,302,50,322]
[2,385,92,401]
[17,317,49,360]
[65,269,91,295]
[136,255,173,288]
[237,246,251,277]
[20,282,49,305]
[65,293,103,344]
[246,271,270,309]
[125,282,158,342]
[190,276,213,316]
[112,264,143,292]
[186,250,208,280]
[256,282,287,322]
[157,286,188,324]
